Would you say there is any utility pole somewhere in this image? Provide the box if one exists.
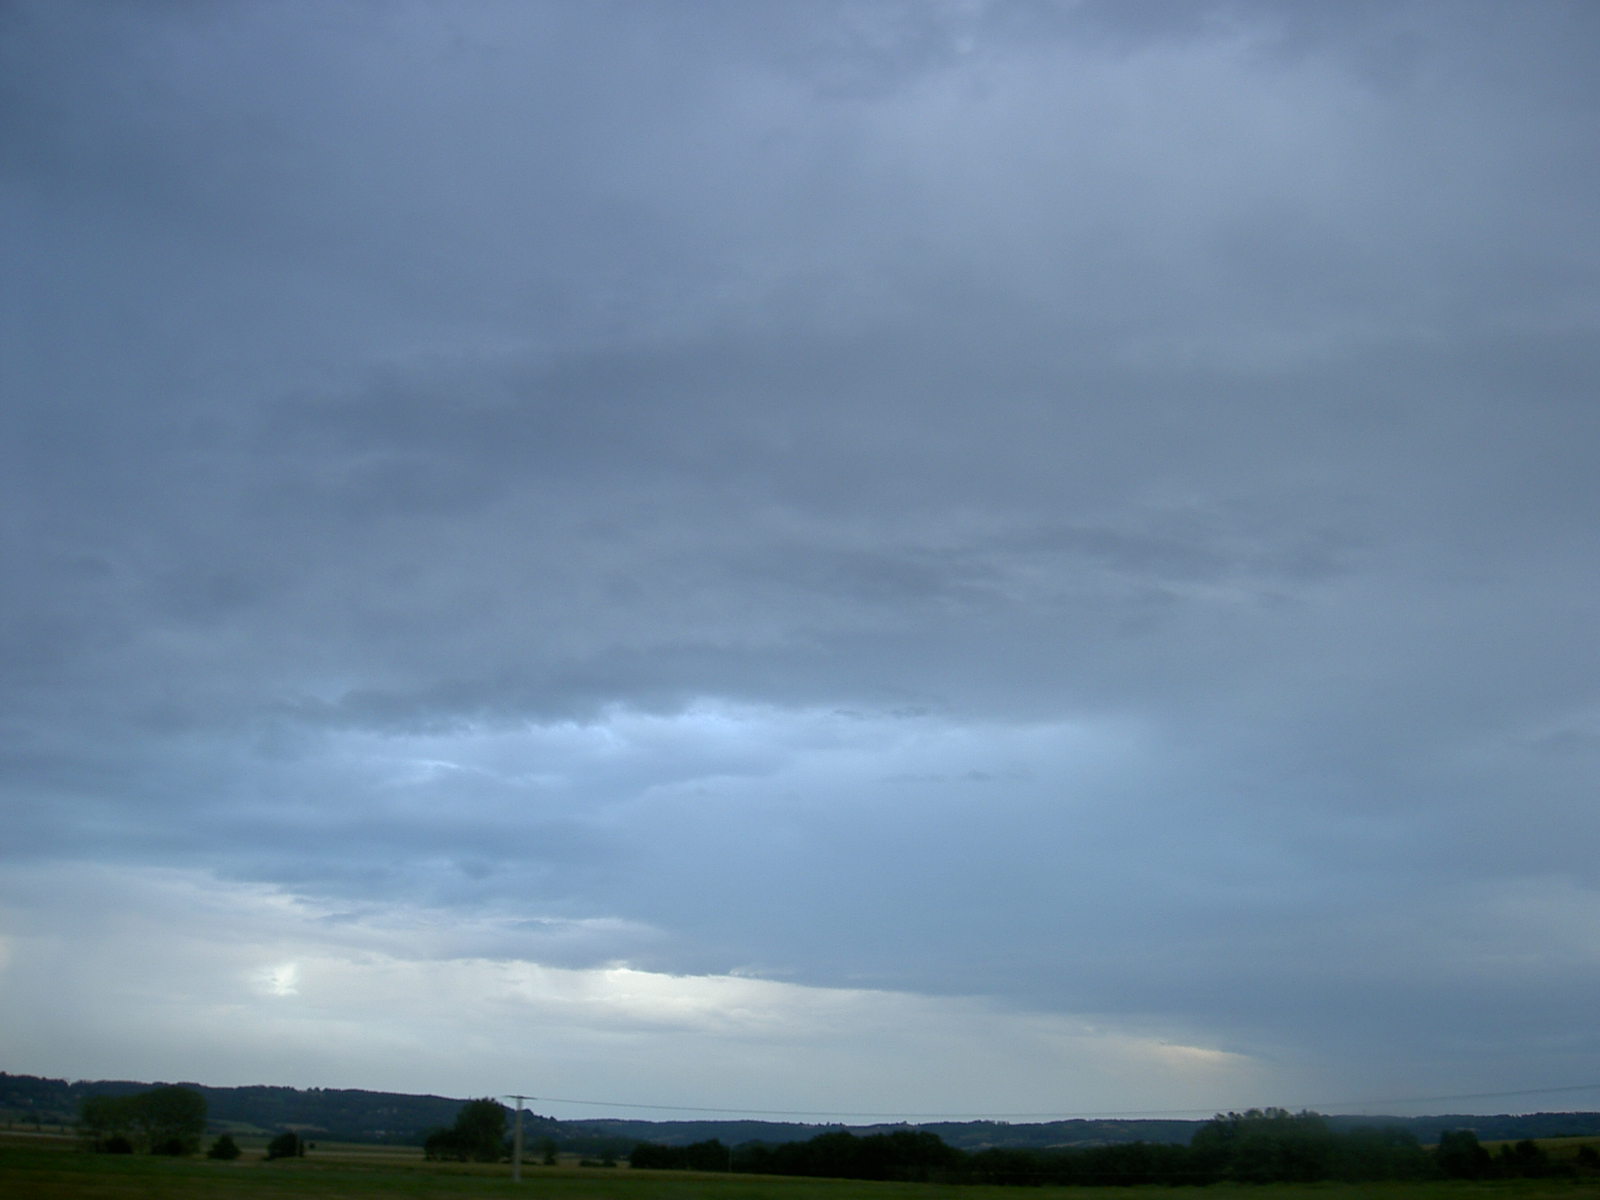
[507,1095,532,1182]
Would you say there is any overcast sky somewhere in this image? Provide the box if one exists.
[4,0,1600,1123]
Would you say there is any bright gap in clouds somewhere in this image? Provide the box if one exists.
[0,862,1273,1119]
[256,962,300,997]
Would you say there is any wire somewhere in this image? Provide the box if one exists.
[512,1082,1600,1122]
[1307,1082,1600,1111]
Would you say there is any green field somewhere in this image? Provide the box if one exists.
[3,1135,1598,1200]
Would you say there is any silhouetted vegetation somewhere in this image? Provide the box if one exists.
[7,1070,1596,1181]
[1434,1127,1493,1178]
[633,1108,1596,1187]
[264,1130,305,1160]
[78,1085,206,1155]
[5,1072,538,1145]
[423,1097,509,1162]
[1495,1137,1558,1178]
[631,1138,734,1171]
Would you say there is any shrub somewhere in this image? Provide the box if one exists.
[265,1131,305,1160]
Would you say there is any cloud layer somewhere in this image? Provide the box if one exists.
[5,0,1600,1117]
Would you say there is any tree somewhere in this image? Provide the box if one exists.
[1435,1129,1493,1179]
[265,1130,305,1160]
[137,1086,207,1155]
[206,1134,242,1160]
[79,1086,205,1155]
[423,1098,508,1163]
[1329,1125,1431,1181]
[1190,1108,1334,1183]
[1496,1138,1555,1178]
[79,1094,136,1151]
[629,1141,676,1169]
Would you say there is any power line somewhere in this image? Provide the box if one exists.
[511,1081,1600,1122]
[1307,1082,1600,1112]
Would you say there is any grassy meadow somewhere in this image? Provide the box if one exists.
[5,1132,1600,1200]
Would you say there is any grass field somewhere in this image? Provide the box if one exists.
[3,1133,1597,1200]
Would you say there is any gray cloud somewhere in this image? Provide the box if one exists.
[5,0,1599,1113]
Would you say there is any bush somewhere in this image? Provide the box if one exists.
[265,1131,305,1160]
[206,1134,242,1160]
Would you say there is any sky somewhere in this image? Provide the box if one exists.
[4,0,1600,1124]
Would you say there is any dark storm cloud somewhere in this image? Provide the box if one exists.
[5,0,1600,1109]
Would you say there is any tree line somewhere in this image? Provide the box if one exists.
[5,1072,526,1144]
[632,1108,1600,1186]
[78,1085,209,1156]
[71,1092,1600,1183]
[11,1072,1596,1151]
[77,1085,311,1162]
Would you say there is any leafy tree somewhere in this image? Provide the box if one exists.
[79,1094,136,1151]
[1072,1140,1196,1186]
[1190,1108,1334,1183]
[137,1086,207,1155]
[79,1086,205,1155]
[1496,1137,1556,1178]
[457,1097,509,1158]
[966,1146,1042,1185]
[683,1138,731,1171]
[1435,1128,1493,1179]
[424,1127,466,1160]
[1329,1125,1431,1181]
[265,1130,305,1160]
[424,1098,508,1162]
[629,1139,729,1170]
[629,1141,673,1169]
[206,1134,242,1160]
[691,1129,962,1183]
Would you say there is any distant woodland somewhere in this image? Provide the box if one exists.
[632,1111,1600,1185]
[4,1070,1600,1168]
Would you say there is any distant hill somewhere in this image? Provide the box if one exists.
[0,1072,512,1144]
[573,1115,1203,1150]
[5,1071,1599,1150]
[1328,1111,1600,1144]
